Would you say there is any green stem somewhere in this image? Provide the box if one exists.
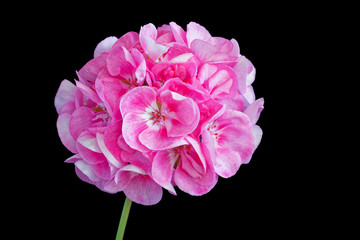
[116,197,132,240]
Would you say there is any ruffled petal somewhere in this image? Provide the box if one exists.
[198,63,238,99]
[186,22,211,46]
[122,112,150,152]
[124,175,163,205]
[170,21,187,45]
[160,90,200,137]
[174,161,217,196]
[216,110,254,164]
[92,160,111,180]
[152,149,178,189]
[74,160,101,183]
[190,37,238,64]
[111,32,140,51]
[94,36,118,58]
[120,86,157,117]
[76,132,107,165]
[244,98,264,125]
[57,113,77,153]
[140,23,169,61]
[69,106,95,141]
[97,132,124,168]
[54,80,77,114]
[121,150,152,173]
[139,124,187,150]
[104,119,123,162]
[95,69,128,117]
[214,146,242,178]
[78,53,107,83]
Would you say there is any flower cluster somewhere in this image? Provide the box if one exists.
[55,22,264,205]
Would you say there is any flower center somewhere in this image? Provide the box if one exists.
[171,145,192,169]
[120,77,139,88]
[150,109,165,123]
[206,121,219,141]
[91,104,110,124]
[144,102,166,127]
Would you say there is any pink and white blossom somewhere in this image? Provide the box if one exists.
[55,21,264,206]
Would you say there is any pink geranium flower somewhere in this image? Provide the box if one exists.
[120,86,200,151]
[151,135,218,196]
[55,21,264,212]
[202,109,255,178]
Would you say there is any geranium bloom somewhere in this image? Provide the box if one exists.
[55,21,264,206]
[120,86,200,151]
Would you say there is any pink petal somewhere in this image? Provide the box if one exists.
[179,148,204,179]
[95,69,128,116]
[186,22,211,46]
[214,146,242,178]
[58,101,75,115]
[114,170,133,189]
[159,78,209,103]
[54,80,77,114]
[124,175,163,205]
[199,129,216,167]
[75,80,102,104]
[160,90,200,137]
[244,98,264,125]
[120,164,147,175]
[92,160,111,180]
[219,93,244,111]
[94,36,118,58]
[78,53,107,83]
[121,150,152,173]
[198,63,238,99]
[139,124,187,150]
[120,86,157,117]
[156,24,175,44]
[185,136,207,171]
[74,160,101,183]
[122,112,150,152]
[252,125,263,152]
[106,45,135,77]
[64,154,82,163]
[162,44,193,63]
[190,38,238,64]
[69,106,95,141]
[174,161,217,196]
[216,110,254,164]
[104,119,123,162]
[131,48,146,83]
[193,98,225,139]
[246,58,256,85]
[111,32,140,51]
[77,131,102,153]
[173,135,218,196]
[117,134,135,153]
[152,149,178,189]
[76,132,107,165]
[170,22,187,45]
[243,85,256,106]
[102,178,125,194]
[232,56,247,94]
[57,113,77,153]
[243,125,263,164]
[140,23,169,62]
[97,132,124,168]
[197,63,217,84]
[140,23,157,40]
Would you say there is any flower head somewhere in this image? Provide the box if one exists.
[55,21,263,205]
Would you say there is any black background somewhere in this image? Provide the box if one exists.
[8,2,338,239]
